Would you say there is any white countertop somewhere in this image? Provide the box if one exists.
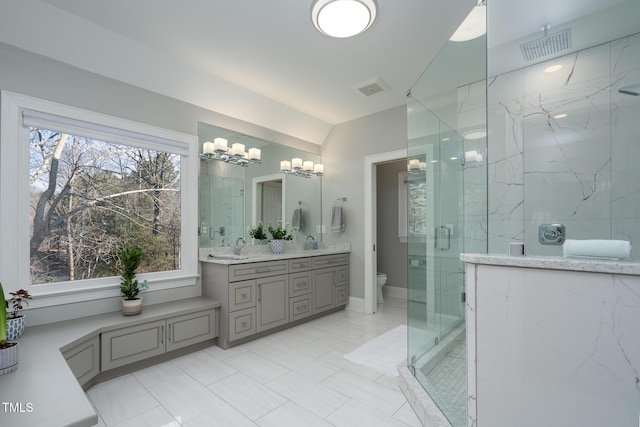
[0,297,220,427]
[200,242,351,265]
[461,253,640,275]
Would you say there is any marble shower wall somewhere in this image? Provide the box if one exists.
[486,32,640,258]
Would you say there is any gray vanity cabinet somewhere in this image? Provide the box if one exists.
[61,334,100,387]
[202,252,349,348]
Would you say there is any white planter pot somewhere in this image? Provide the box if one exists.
[122,297,143,316]
[6,316,26,340]
[270,239,285,254]
[0,342,19,376]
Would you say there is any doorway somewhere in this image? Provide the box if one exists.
[364,149,407,314]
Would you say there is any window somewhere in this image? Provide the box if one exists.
[1,92,198,298]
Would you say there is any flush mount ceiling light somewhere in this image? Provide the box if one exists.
[450,0,486,42]
[312,0,377,38]
[545,64,563,73]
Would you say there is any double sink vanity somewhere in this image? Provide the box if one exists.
[201,243,350,348]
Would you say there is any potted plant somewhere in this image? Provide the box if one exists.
[0,282,19,376]
[267,221,293,254]
[249,221,268,245]
[115,246,148,316]
[5,289,31,340]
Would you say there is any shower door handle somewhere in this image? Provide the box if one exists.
[435,225,451,251]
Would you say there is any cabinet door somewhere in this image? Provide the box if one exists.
[62,335,100,386]
[312,267,335,314]
[101,319,165,371]
[256,274,289,332]
[166,309,217,352]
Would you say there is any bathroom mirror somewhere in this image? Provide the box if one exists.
[198,122,322,247]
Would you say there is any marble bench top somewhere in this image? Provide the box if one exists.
[0,297,220,427]
[461,253,640,275]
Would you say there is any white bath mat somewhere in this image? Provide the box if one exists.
[344,325,407,377]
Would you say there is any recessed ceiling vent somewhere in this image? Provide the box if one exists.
[352,77,390,97]
[520,26,572,62]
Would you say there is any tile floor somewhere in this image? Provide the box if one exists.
[87,299,423,427]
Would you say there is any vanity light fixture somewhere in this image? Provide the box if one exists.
[312,0,377,38]
[281,158,324,178]
[450,0,486,42]
[200,138,261,167]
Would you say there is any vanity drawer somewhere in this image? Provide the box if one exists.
[229,307,256,341]
[335,266,349,287]
[312,254,349,269]
[229,260,288,282]
[289,258,312,272]
[289,272,312,297]
[228,280,256,312]
[290,294,313,322]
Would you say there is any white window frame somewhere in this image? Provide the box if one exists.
[0,91,199,304]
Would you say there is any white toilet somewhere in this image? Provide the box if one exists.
[376,272,387,304]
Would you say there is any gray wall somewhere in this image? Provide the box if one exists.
[376,160,408,289]
[322,105,408,300]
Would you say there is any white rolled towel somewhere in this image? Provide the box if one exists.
[563,239,632,259]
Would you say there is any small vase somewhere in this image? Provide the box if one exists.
[0,342,19,376]
[270,239,285,254]
[122,297,143,316]
[6,316,26,340]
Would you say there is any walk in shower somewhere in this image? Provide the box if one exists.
[404,0,640,425]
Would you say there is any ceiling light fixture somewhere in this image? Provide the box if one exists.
[312,0,377,38]
[545,64,563,73]
[450,0,486,42]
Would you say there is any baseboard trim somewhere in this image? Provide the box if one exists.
[384,285,407,300]
[346,296,366,313]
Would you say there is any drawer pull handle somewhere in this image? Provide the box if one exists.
[256,267,271,273]
[297,305,307,311]
[241,293,247,299]
[161,325,164,345]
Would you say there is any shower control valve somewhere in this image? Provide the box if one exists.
[538,224,565,245]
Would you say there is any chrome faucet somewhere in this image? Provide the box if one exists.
[234,237,246,255]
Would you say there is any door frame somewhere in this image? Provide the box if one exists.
[252,173,287,227]
[363,149,407,314]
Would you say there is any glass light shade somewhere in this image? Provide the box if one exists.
[203,141,215,154]
[312,0,377,38]
[449,4,485,42]
[303,161,314,171]
[280,160,291,171]
[248,147,261,160]
[292,158,303,169]
[313,163,324,174]
[213,137,228,152]
[409,159,420,170]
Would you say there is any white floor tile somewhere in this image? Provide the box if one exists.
[322,370,407,416]
[132,360,185,388]
[392,402,423,427]
[172,350,237,385]
[87,375,159,426]
[222,350,289,383]
[265,371,349,418]
[112,406,181,427]
[256,401,334,427]
[183,403,257,427]
[321,350,384,381]
[202,343,248,360]
[208,373,287,421]
[146,374,226,424]
[270,349,340,382]
[326,399,412,427]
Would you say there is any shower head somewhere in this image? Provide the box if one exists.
[619,84,640,96]
[520,26,572,62]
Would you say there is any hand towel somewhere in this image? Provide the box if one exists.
[331,206,345,232]
[292,208,303,231]
[563,239,632,259]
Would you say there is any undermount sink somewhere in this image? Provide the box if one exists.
[208,253,249,260]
